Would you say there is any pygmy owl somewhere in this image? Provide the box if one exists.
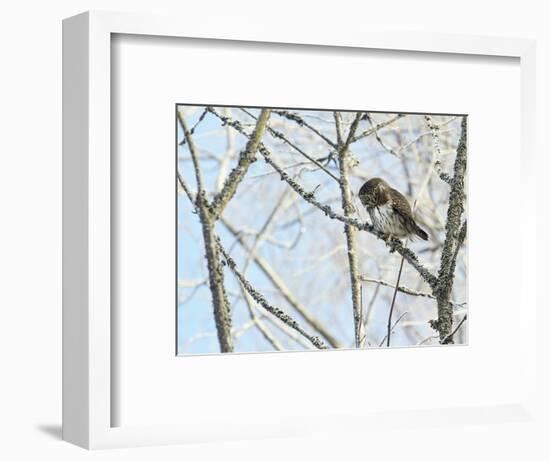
[358,178,428,241]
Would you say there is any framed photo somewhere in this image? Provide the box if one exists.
[175,105,467,354]
[62,11,537,449]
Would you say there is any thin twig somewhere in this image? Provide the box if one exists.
[363,113,401,158]
[241,108,339,182]
[386,253,405,347]
[379,311,408,347]
[262,315,315,350]
[234,189,289,351]
[352,114,404,143]
[177,107,208,145]
[359,276,467,308]
[272,110,338,149]
[362,282,381,340]
[238,285,284,351]
[441,314,468,344]
[215,107,236,192]
[425,115,452,184]
[177,171,195,203]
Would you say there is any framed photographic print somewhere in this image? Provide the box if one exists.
[175,105,468,354]
[63,11,537,449]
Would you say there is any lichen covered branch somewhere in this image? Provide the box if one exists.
[430,116,468,344]
[352,113,404,143]
[425,115,453,184]
[242,108,339,181]
[359,276,466,308]
[209,109,272,219]
[217,238,327,350]
[272,109,338,149]
[221,218,341,348]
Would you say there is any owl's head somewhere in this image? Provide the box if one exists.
[358,178,391,207]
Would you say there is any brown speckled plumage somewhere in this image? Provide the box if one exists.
[358,178,428,241]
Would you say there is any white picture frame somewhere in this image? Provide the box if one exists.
[62,10,537,449]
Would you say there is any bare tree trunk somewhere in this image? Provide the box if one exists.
[198,207,234,352]
[335,112,365,348]
[431,116,468,344]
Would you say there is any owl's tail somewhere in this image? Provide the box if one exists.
[414,224,429,241]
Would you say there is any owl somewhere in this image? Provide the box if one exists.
[358,178,428,241]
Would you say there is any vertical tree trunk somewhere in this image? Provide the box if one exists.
[432,117,468,344]
[335,112,365,348]
[197,197,234,352]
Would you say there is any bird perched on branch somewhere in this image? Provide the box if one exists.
[358,178,428,241]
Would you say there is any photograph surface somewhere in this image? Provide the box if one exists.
[176,106,468,354]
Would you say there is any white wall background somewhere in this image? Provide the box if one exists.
[0,1,548,459]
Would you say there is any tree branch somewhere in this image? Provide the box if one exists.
[209,109,272,220]
[177,107,208,146]
[221,218,342,348]
[177,171,195,204]
[272,110,338,149]
[425,115,453,184]
[352,113,404,143]
[441,314,468,344]
[242,108,339,182]
[237,283,284,351]
[378,311,408,347]
[386,253,405,347]
[359,276,466,308]
[363,113,402,157]
[206,107,438,290]
[217,238,327,349]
